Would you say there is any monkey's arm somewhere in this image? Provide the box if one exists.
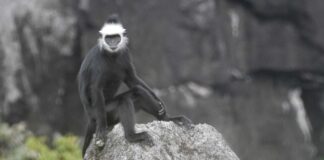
[125,60,192,127]
[91,87,106,112]
[89,75,109,147]
[90,74,108,126]
[126,73,160,100]
[125,63,163,104]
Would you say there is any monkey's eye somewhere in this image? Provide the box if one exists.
[105,34,120,39]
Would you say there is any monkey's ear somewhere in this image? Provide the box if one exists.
[99,30,103,36]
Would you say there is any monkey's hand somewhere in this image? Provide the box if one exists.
[158,100,166,108]
[157,100,166,116]
[94,127,108,148]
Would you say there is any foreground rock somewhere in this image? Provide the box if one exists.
[84,121,239,160]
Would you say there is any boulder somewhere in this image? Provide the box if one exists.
[84,121,239,160]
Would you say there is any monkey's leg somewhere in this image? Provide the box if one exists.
[116,93,150,142]
[82,119,96,158]
[132,85,192,127]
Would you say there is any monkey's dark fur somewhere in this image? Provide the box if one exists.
[78,15,191,157]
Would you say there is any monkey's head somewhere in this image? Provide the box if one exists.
[98,14,128,53]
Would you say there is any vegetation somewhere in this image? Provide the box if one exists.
[0,123,82,160]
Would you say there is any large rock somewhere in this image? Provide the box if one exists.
[84,121,239,160]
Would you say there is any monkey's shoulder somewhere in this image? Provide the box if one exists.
[78,45,130,79]
[81,45,107,65]
[78,46,103,77]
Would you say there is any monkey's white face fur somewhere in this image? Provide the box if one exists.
[98,23,128,53]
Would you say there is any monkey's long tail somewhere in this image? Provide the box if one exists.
[82,120,96,158]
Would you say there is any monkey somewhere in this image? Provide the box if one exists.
[77,14,192,157]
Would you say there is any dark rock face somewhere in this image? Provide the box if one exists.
[0,0,84,133]
[1,0,324,160]
[84,121,239,160]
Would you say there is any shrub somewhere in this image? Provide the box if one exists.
[0,123,82,160]
[25,135,82,160]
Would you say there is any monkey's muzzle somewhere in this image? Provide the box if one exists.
[105,34,121,49]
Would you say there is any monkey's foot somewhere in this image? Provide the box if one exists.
[125,131,150,142]
[170,116,193,129]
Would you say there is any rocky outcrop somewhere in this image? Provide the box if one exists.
[84,121,239,160]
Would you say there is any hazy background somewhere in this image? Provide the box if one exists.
[0,0,324,159]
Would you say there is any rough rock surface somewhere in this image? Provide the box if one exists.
[84,121,239,160]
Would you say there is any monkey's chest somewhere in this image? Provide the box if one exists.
[102,66,126,87]
[102,70,125,100]
[101,56,128,95]
[105,69,125,81]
